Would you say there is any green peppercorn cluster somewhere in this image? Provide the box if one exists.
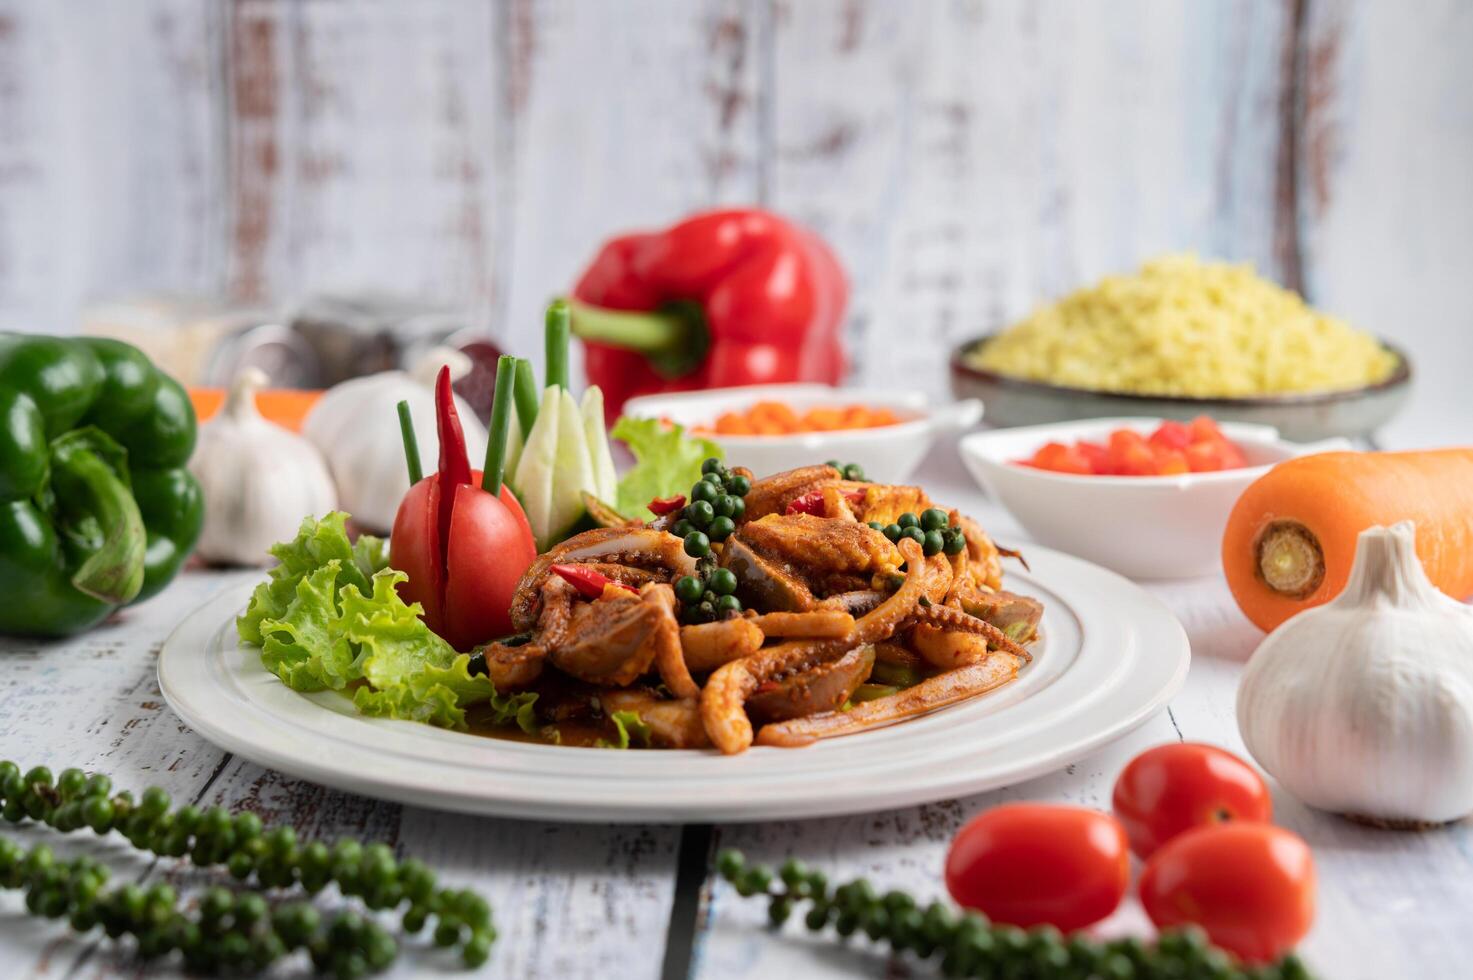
[669,458,750,621]
[0,760,494,977]
[716,849,1314,980]
[870,508,965,558]
[825,459,868,481]
[671,458,750,560]
[674,562,742,624]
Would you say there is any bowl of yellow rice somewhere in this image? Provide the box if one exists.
[951,255,1410,442]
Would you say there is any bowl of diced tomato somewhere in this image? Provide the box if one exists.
[959,417,1348,579]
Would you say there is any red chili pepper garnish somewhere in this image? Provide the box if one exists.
[434,367,472,567]
[647,494,686,515]
[550,563,638,600]
[785,488,865,516]
[390,361,538,650]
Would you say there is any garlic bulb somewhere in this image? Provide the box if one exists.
[190,368,338,567]
[303,347,490,532]
[1237,521,1473,826]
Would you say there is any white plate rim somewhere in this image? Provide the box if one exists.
[158,545,1189,823]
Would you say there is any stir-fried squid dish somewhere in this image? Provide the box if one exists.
[477,462,1041,753]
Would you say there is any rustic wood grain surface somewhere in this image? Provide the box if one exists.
[1,440,1467,980]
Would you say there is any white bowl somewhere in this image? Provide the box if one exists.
[622,384,983,482]
[959,418,1351,580]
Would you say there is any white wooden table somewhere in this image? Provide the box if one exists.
[1,438,1465,980]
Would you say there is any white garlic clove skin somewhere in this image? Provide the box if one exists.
[1237,521,1473,826]
[190,368,339,567]
[302,347,488,533]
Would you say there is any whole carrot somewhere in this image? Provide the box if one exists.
[1222,449,1473,632]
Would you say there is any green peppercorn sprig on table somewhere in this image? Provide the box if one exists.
[715,850,1314,980]
[0,334,204,638]
[0,761,494,978]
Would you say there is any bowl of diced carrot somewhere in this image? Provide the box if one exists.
[959,417,1349,579]
[621,384,983,482]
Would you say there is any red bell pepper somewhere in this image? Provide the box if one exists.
[391,362,537,650]
[550,563,638,600]
[569,209,848,418]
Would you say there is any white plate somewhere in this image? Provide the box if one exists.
[158,547,1188,823]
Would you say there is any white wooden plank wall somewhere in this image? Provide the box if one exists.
[0,0,1466,445]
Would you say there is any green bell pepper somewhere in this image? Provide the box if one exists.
[0,334,204,637]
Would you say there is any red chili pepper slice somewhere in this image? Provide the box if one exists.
[785,488,865,516]
[647,494,686,515]
[550,563,638,600]
[434,366,473,569]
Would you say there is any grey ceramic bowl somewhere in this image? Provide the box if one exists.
[950,336,1413,443]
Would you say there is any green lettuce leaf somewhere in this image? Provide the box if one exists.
[237,512,536,733]
[597,709,652,749]
[339,570,456,690]
[351,533,391,584]
[257,561,357,692]
[353,683,463,729]
[353,654,535,732]
[483,685,540,735]
[611,417,723,520]
[237,512,387,645]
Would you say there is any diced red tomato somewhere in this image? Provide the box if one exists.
[1017,417,1247,478]
[1148,420,1192,452]
[1185,441,1225,472]
[1188,415,1223,442]
[1022,441,1093,475]
[1153,448,1190,475]
[1108,430,1157,476]
[1076,440,1111,474]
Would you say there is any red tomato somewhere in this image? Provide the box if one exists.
[1214,435,1248,469]
[1151,447,1190,476]
[1187,415,1224,441]
[1148,420,1192,451]
[1107,429,1157,476]
[1076,439,1111,474]
[1026,441,1093,475]
[1184,441,1226,472]
[945,804,1129,932]
[1112,743,1272,859]
[391,468,536,651]
[1140,823,1315,963]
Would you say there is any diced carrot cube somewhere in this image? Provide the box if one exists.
[869,408,899,426]
[805,407,844,430]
